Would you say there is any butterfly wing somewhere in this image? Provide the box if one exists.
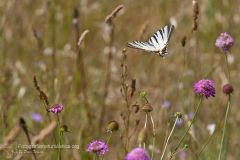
[127,24,174,55]
[127,41,159,52]
[149,24,174,51]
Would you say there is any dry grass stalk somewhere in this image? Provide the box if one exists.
[13,121,57,160]
[33,76,50,107]
[105,4,124,24]
[19,117,37,160]
[76,30,90,111]
[31,121,57,144]
[33,76,52,122]
[32,28,43,51]
[192,0,199,31]
[72,8,80,49]
[99,4,124,128]
[0,125,20,151]
[77,30,89,47]
[120,48,136,153]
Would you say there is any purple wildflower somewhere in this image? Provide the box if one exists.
[125,148,150,160]
[48,104,63,113]
[176,118,183,127]
[86,140,108,157]
[30,113,42,122]
[193,79,215,99]
[188,111,194,120]
[161,100,171,110]
[215,32,234,52]
[178,151,187,160]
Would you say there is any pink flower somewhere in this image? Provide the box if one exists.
[193,79,215,99]
[86,140,108,157]
[215,32,234,52]
[125,148,150,160]
[48,104,63,113]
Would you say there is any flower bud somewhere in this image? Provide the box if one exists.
[107,121,119,132]
[222,84,234,95]
[174,112,182,119]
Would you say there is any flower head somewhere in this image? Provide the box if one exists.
[125,148,150,160]
[30,112,42,122]
[215,32,234,52]
[176,118,183,127]
[48,104,63,113]
[193,79,215,98]
[86,140,108,157]
[222,83,234,95]
[161,100,171,110]
[188,111,194,120]
[178,151,187,160]
[107,121,119,132]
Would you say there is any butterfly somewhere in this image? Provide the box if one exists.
[127,24,174,57]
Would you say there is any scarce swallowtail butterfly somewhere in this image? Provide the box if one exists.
[127,24,174,57]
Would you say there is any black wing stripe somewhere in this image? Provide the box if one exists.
[160,29,164,41]
[167,25,174,41]
[152,36,159,44]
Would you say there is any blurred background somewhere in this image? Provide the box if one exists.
[0,0,240,159]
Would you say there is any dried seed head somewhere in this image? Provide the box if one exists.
[130,79,136,97]
[192,0,199,31]
[132,103,140,113]
[181,36,187,47]
[19,117,26,127]
[107,121,119,132]
[73,8,79,19]
[61,125,70,132]
[142,103,153,113]
[174,112,183,119]
[222,84,234,95]
[105,4,124,25]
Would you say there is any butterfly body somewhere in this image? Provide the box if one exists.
[127,24,174,57]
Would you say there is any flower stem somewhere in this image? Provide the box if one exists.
[57,114,61,160]
[170,97,203,159]
[150,114,156,160]
[143,113,148,149]
[218,94,231,160]
[106,132,112,145]
[160,117,178,160]
[224,54,231,82]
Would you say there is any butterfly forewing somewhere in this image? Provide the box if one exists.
[127,24,174,56]
[127,41,158,52]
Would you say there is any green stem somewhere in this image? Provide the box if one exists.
[106,132,112,145]
[57,114,61,160]
[218,95,231,160]
[150,114,156,160]
[224,54,230,82]
[100,132,112,160]
[143,113,148,149]
[160,117,178,160]
[170,97,203,159]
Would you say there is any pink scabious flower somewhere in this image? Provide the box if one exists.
[48,104,63,113]
[215,32,234,52]
[193,79,215,99]
[125,148,150,160]
[86,140,108,157]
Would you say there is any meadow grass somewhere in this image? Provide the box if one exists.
[0,0,240,159]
